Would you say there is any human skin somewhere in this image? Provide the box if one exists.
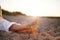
[9,24,31,33]
[9,19,38,35]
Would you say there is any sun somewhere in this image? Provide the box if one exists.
[1,0,60,17]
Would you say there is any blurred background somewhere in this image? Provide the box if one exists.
[0,0,60,17]
[0,0,60,40]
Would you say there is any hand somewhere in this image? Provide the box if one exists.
[9,19,38,33]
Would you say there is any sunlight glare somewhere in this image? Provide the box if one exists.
[1,0,60,16]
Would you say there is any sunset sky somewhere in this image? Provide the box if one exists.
[0,0,60,16]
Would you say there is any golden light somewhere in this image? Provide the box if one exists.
[1,0,60,17]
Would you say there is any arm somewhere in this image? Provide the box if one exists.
[0,17,38,34]
[9,24,30,33]
[0,17,30,32]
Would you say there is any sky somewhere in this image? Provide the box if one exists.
[0,0,60,16]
